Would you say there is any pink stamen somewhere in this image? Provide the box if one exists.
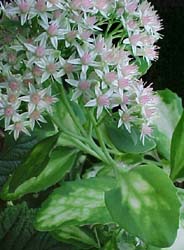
[97,95,110,106]
[118,78,129,88]
[18,0,30,13]
[64,63,74,74]
[141,124,152,136]
[44,95,53,104]
[81,52,91,65]
[49,0,58,4]
[104,72,117,83]
[9,81,19,91]
[30,110,40,120]
[15,122,23,131]
[8,94,17,103]
[79,80,90,91]
[35,0,46,12]
[140,95,151,104]
[8,53,17,64]
[66,31,77,42]
[47,23,58,36]
[32,66,43,77]
[35,46,45,57]
[47,63,56,74]
[121,113,131,122]
[31,93,41,104]
[5,106,14,117]
[126,2,138,13]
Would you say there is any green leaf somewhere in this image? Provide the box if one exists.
[177,188,184,228]
[52,98,78,134]
[0,134,38,191]
[136,57,151,75]
[71,101,86,125]
[34,177,116,231]
[153,89,183,159]
[116,230,137,250]
[8,133,59,192]
[170,112,184,180]
[106,125,156,154]
[51,225,98,248]
[105,165,180,247]
[0,203,67,250]
[163,228,184,250]
[104,239,118,250]
[1,146,77,200]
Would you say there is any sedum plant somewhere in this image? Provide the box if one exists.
[0,0,161,141]
[0,0,183,250]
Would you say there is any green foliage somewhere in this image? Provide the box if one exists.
[136,57,151,75]
[0,203,69,250]
[105,165,180,247]
[177,188,184,228]
[0,134,38,191]
[153,89,183,159]
[0,0,181,249]
[8,133,59,192]
[34,177,116,231]
[1,146,78,200]
[170,112,184,180]
[106,124,156,154]
[51,225,98,248]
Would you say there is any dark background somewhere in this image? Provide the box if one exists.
[145,0,184,101]
[1,0,184,100]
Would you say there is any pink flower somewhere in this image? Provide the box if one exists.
[85,85,113,118]
[140,123,153,144]
[18,0,30,13]
[35,0,47,12]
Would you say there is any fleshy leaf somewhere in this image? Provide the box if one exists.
[51,225,98,248]
[0,134,38,191]
[153,89,183,159]
[0,203,67,250]
[136,57,151,75]
[105,165,180,247]
[8,133,59,192]
[1,146,77,200]
[170,112,184,180]
[106,125,156,154]
[34,177,116,231]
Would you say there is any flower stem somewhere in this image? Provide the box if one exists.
[62,133,101,160]
[58,84,108,162]
[60,84,87,137]
[88,110,120,179]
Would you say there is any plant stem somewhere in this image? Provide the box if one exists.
[60,84,87,138]
[89,111,120,180]
[62,133,101,160]
[57,84,122,172]
[55,85,108,162]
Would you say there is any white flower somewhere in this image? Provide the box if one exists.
[85,84,113,119]
[118,107,134,133]
[37,19,67,49]
[5,113,30,140]
[66,70,92,101]
[140,123,153,144]
[0,0,162,139]
[29,0,49,23]
[0,94,21,128]
[35,54,65,83]
[19,84,47,113]
[23,40,53,66]
[4,0,35,25]
[29,109,47,130]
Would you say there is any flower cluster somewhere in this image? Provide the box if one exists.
[0,0,162,141]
